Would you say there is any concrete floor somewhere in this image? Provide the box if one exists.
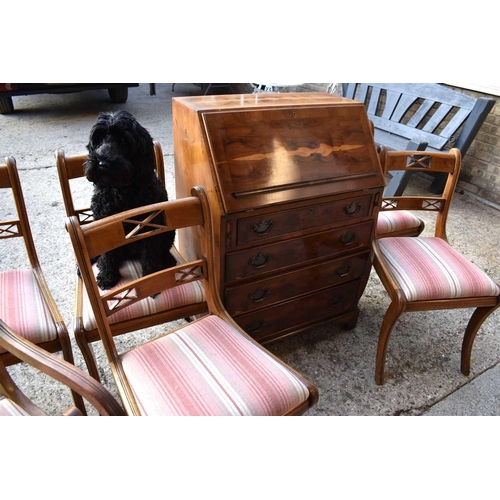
[1,83,499,416]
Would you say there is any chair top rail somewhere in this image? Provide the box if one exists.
[381,149,460,173]
[71,196,204,260]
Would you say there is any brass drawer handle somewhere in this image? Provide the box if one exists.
[329,293,344,306]
[336,263,352,277]
[343,201,362,216]
[340,231,357,246]
[248,287,270,303]
[252,219,275,236]
[246,319,265,334]
[249,252,271,269]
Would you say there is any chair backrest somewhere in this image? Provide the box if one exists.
[0,319,125,416]
[55,140,166,225]
[0,157,39,269]
[378,147,461,240]
[65,186,216,408]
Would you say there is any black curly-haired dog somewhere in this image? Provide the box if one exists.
[84,110,176,291]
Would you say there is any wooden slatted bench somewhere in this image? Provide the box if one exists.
[342,83,496,195]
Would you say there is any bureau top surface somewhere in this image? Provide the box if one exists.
[174,92,385,212]
[173,92,359,111]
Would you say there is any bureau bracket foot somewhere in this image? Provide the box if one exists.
[337,309,360,330]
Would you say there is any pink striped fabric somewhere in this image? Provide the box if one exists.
[121,315,310,416]
[379,237,500,301]
[0,398,29,416]
[82,260,206,330]
[377,211,422,236]
[0,269,58,354]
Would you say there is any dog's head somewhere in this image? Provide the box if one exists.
[84,110,156,187]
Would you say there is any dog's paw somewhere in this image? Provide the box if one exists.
[96,272,121,290]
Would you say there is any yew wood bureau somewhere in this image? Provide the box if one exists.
[173,92,385,344]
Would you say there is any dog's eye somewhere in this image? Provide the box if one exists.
[91,129,106,145]
[119,132,136,150]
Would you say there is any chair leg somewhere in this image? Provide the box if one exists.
[375,300,405,385]
[75,330,101,382]
[58,330,87,414]
[461,303,500,376]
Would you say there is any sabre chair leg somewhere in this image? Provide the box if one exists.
[76,331,101,382]
[375,301,405,385]
[58,331,87,414]
[461,303,500,376]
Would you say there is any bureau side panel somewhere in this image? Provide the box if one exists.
[173,98,225,284]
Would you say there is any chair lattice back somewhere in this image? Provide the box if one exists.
[55,141,166,225]
[0,158,38,268]
[379,147,461,240]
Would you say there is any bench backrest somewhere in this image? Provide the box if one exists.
[343,83,495,155]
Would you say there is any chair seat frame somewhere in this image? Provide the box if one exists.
[1,157,86,413]
[66,186,319,416]
[56,143,208,381]
[372,148,500,384]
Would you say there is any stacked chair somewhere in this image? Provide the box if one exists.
[0,157,86,414]
[0,319,124,416]
[372,148,500,384]
[66,186,319,415]
[55,142,208,381]
[376,146,425,239]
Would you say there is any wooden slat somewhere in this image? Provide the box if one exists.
[422,103,453,133]
[371,116,449,150]
[439,107,471,140]
[357,84,369,104]
[374,129,436,151]
[390,94,417,122]
[367,87,381,115]
[406,99,435,128]
[382,89,402,120]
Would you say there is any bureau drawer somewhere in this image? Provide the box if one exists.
[236,194,374,246]
[225,252,370,316]
[225,220,374,283]
[235,279,361,342]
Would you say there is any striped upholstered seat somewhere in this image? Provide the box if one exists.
[378,237,500,302]
[0,269,58,354]
[82,260,206,331]
[121,315,310,416]
[377,211,424,238]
